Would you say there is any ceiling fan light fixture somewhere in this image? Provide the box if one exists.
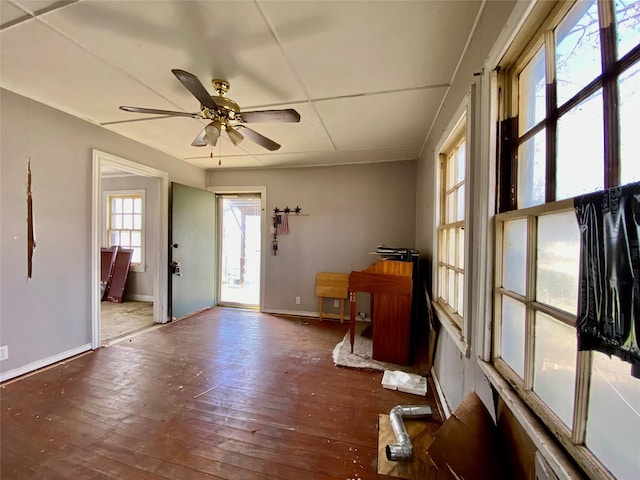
[226,125,244,146]
[204,120,222,146]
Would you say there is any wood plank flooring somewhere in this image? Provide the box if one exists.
[1,308,442,479]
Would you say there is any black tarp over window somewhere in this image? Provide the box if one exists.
[574,182,640,377]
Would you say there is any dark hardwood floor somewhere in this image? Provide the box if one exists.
[1,308,442,479]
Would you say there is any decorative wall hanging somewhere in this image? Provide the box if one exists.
[271,206,307,255]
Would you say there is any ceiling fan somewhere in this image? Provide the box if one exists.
[119,69,300,151]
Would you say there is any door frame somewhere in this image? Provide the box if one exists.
[208,186,267,310]
[91,149,170,349]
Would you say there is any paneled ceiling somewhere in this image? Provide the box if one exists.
[1,0,484,170]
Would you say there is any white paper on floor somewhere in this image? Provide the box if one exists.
[382,370,428,396]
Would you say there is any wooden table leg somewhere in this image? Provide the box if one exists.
[349,291,356,353]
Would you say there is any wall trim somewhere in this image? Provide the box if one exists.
[430,366,452,419]
[262,308,321,319]
[0,344,92,383]
[126,294,154,303]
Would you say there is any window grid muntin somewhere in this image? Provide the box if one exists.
[511,0,640,207]
[437,130,466,328]
[107,192,143,264]
[493,199,604,475]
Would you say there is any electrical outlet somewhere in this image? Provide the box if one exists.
[0,345,8,361]
[334,299,340,308]
[295,296,301,305]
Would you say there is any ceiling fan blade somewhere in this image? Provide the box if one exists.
[238,109,301,123]
[172,69,217,111]
[120,106,200,118]
[236,125,281,151]
[191,127,208,147]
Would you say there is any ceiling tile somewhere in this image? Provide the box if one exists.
[0,20,184,123]
[336,145,421,164]
[40,0,307,108]
[315,87,446,150]
[0,1,29,27]
[262,0,481,98]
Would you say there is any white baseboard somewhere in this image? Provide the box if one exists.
[126,294,154,302]
[262,308,319,318]
[0,343,93,383]
[431,366,452,419]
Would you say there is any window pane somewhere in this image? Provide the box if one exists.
[557,90,604,200]
[518,131,546,208]
[448,232,456,268]
[132,248,141,264]
[502,219,527,295]
[439,267,447,302]
[536,211,580,314]
[123,214,133,230]
[112,214,122,230]
[519,46,546,134]
[457,272,464,317]
[500,295,526,379]
[533,312,577,428]
[586,351,640,479]
[120,231,130,246]
[555,0,601,106]
[457,227,465,270]
[447,192,455,223]
[131,231,141,247]
[456,185,465,221]
[113,197,122,213]
[446,154,455,188]
[439,230,447,263]
[448,268,455,306]
[619,62,640,184]
[133,197,142,213]
[133,214,142,230]
[457,142,466,183]
[615,0,640,60]
[110,231,119,245]
[123,198,133,213]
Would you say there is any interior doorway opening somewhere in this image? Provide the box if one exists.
[91,150,169,349]
[217,193,262,308]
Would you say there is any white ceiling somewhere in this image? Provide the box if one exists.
[1,0,484,170]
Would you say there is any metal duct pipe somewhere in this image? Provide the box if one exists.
[385,404,433,461]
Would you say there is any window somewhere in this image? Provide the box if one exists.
[434,110,470,353]
[107,191,144,268]
[494,1,640,478]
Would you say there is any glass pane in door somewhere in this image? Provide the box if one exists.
[219,195,261,306]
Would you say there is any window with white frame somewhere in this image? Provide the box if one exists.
[493,1,639,478]
[106,191,144,267]
[436,123,467,331]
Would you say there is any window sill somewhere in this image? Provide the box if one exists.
[477,359,584,480]
[431,301,469,357]
[130,264,146,273]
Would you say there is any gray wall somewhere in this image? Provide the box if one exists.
[0,88,205,378]
[208,161,417,315]
[101,175,159,299]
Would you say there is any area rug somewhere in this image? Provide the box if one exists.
[332,322,414,373]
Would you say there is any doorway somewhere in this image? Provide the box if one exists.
[209,186,267,310]
[217,194,261,307]
[91,150,169,349]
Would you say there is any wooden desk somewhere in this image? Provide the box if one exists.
[348,260,413,365]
